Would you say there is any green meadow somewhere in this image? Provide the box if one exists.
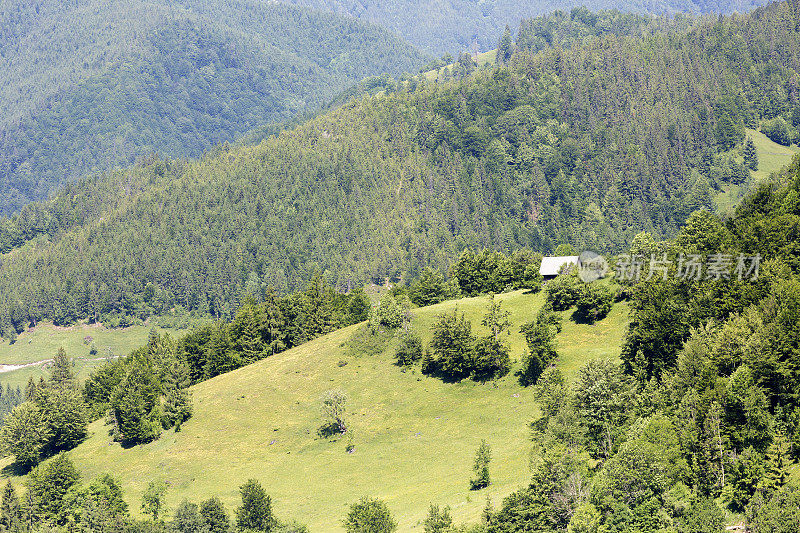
[714,128,799,214]
[2,290,629,531]
[0,323,188,388]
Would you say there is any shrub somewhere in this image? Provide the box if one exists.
[395,330,423,367]
[369,294,409,330]
[429,310,475,380]
[545,274,583,311]
[472,337,511,380]
[574,283,614,323]
[519,321,557,385]
[343,497,397,533]
[423,504,452,533]
[320,389,348,436]
[762,117,793,146]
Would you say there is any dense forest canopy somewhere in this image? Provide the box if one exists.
[0,2,799,335]
[280,0,772,54]
[0,0,427,215]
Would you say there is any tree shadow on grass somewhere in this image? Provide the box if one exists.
[317,422,345,439]
[1,460,33,477]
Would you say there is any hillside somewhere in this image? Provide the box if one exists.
[0,322,195,388]
[0,0,426,215]
[6,290,628,530]
[280,0,771,55]
[0,3,799,335]
[714,128,800,213]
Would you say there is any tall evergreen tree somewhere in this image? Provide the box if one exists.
[743,137,759,171]
[0,480,21,531]
[497,26,514,64]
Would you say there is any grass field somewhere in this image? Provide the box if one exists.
[714,128,799,214]
[2,290,629,531]
[0,323,188,388]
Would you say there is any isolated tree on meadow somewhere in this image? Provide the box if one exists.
[470,440,492,490]
[321,389,348,434]
[743,137,758,170]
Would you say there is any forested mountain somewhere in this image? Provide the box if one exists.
[0,2,799,336]
[0,0,426,215]
[279,0,771,54]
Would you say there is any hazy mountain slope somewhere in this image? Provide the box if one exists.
[0,0,426,215]
[0,3,798,334]
[278,0,771,54]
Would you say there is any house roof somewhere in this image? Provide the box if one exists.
[539,256,579,276]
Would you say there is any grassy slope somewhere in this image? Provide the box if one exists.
[714,128,799,214]
[422,49,497,81]
[0,324,187,388]
[9,290,627,531]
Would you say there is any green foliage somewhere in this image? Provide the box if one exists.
[343,497,397,533]
[0,401,51,468]
[200,497,230,533]
[534,367,567,420]
[567,503,601,533]
[141,480,169,521]
[0,481,22,531]
[422,504,452,533]
[545,274,583,312]
[748,486,800,533]
[470,440,492,490]
[573,360,632,458]
[744,137,759,170]
[496,26,514,64]
[472,337,511,381]
[111,356,163,447]
[394,330,423,367]
[25,453,81,524]
[0,0,426,215]
[320,389,348,435]
[174,500,209,533]
[409,268,459,307]
[573,283,614,324]
[519,320,557,386]
[369,294,409,330]
[428,310,475,380]
[4,5,800,330]
[762,117,795,146]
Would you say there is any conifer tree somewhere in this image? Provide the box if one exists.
[49,347,76,390]
[760,431,792,494]
[0,480,21,531]
[470,440,492,490]
[743,137,759,170]
[497,26,514,64]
